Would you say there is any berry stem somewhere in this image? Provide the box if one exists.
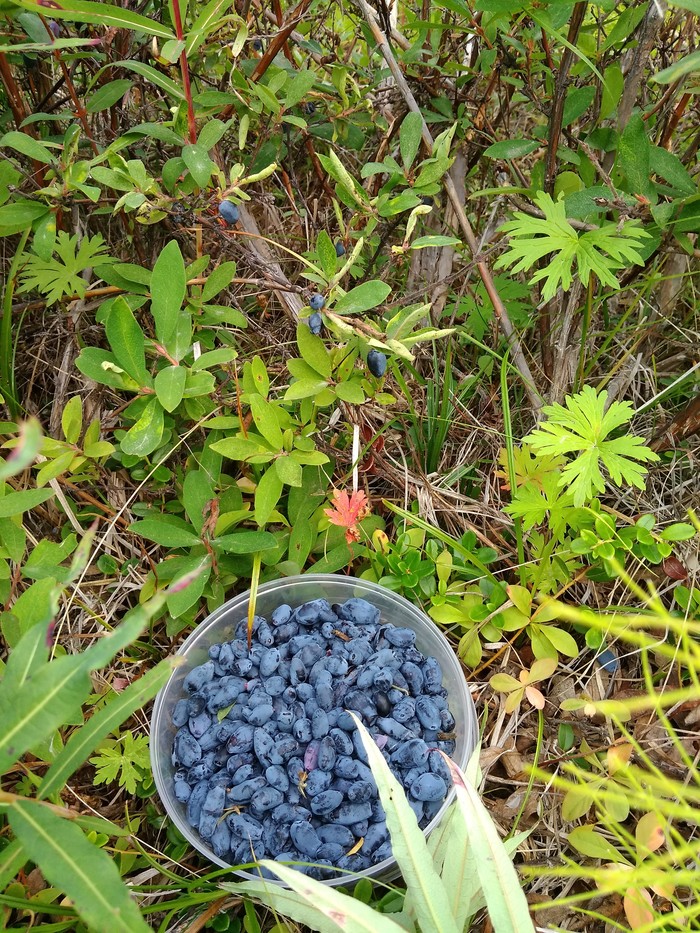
[171,0,197,145]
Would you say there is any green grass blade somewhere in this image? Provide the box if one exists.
[226,861,407,933]
[9,801,149,933]
[443,756,535,933]
[352,715,459,933]
[38,658,175,799]
[0,839,26,891]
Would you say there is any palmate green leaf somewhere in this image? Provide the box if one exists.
[443,757,535,933]
[9,801,149,933]
[524,387,659,507]
[19,232,114,306]
[39,659,174,799]
[352,715,459,933]
[496,192,649,302]
[226,859,407,933]
[90,732,150,795]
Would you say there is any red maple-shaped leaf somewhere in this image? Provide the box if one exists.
[324,489,371,544]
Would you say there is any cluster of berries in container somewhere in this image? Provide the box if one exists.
[151,576,475,885]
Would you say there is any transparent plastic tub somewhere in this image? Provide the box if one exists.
[150,573,478,887]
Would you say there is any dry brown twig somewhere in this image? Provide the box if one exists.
[353,0,544,415]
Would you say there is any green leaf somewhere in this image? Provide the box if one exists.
[0,487,54,518]
[316,230,337,280]
[333,280,391,315]
[274,455,303,487]
[249,395,284,450]
[444,757,535,932]
[411,235,461,248]
[166,555,211,617]
[214,530,278,554]
[201,261,237,303]
[296,322,331,378]
[9,801,149,932]
[653,49,700,84]
[211,436,271,460]
[2,609,52,693]
[182,144,215,187]
[227,860,408,933]
[0,839,26,892]
[86,79,132,113]
[182,469,214,534]
[334,380,365,404]
[102,60,184,99]
[311,542,352,573]
[567,825,624,862]
[0,130,54,164]
[254,467,283,526]
[197,117,231,151]
[186,0,233,55]
[128,514,200,547]
[352,716,459,933]
[283,378,328,401]
[39,660,174,799]
[484,139,539,159]
[120,399,164,457]
[150,241,186,349]
[400,111,423,170]
[562,86,595,126]
[154,365,186,412]
[191,347,238,371]
[618,113,652,199]
[285,69,316,108]
[12,0,175,39]
[0,608,154,776]
[0,200,48,235]
[105,296,149,385]
[61,395,82,445]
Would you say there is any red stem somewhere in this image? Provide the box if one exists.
[171,0,197,144]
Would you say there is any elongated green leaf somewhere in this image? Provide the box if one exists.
[400,111,423,170]
[182,144,214,187]
[0,419,43,482]
[13,0,174,38]
[104,60,185,99]
[0,608,154,776]
[2,611,53,693]
[214,530,278,554]
[86,79,133,113]
[39,659,175,799]
[352,716,459,933]
[9,802,149,932]
[105,296,149,384]
[128,515,200,547]
[151,241,186,349]
[120,399,164,457]
[0,200,48,235]
[254,467,283,526]
[0,487,54,518]
[227,860,407,933]
[296,322,331,379]
[436,805,481,929]
[186,0,234,55]
[0,131,55,164]
[249,395,284,450]
[333,281,391,315]
[653,49,700,84]
[0,839,26,891]
[154,365,186,412]
[443,757,534,933]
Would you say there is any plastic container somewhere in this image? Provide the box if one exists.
[150,574,478,886]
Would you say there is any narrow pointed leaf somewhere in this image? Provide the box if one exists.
[352,715,459,933]
[9,802,149,932]
[225,861,407,933]
[39,659,175,799]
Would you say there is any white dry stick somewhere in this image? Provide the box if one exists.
[352,422,360,493]
[353,0,544,414]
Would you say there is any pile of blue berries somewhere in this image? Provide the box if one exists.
[169,597,457,878]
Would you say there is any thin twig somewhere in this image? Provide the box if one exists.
[353,0,544,413]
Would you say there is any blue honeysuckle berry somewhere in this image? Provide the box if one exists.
[367,349,387,377]
[308,312,323,334]
[218,200,239,224]
[335,241,346,257]
[309,293,325,311]
[252,38,263,51]
[301,102,316,115]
